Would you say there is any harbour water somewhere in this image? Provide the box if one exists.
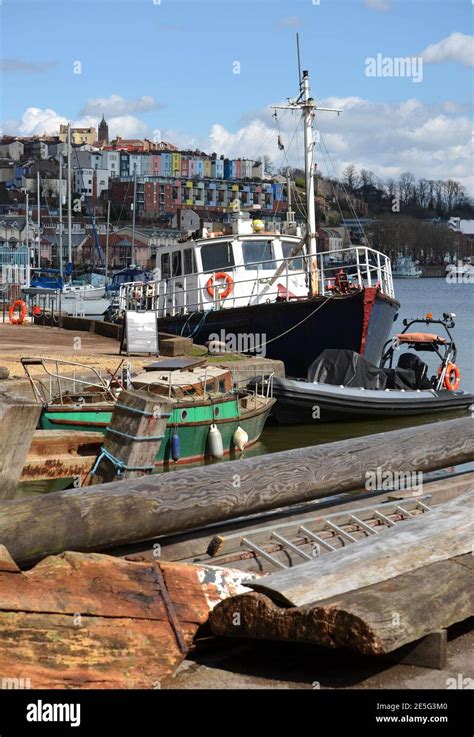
[243,278,474,459]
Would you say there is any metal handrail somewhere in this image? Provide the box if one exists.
[21,357,119,404]
[117,245,394,318]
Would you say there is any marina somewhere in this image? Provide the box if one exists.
[0,0,472,726]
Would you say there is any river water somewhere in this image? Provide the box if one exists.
[244,278,474,459]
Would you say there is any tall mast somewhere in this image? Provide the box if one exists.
[67,123,72,279]
[131,164,137,266]
[36,171,41,268]
[301,69,318,295]
[25,190,30,286]
[105,199,110,277]
[272,37,341,297]
[58,153,63,279]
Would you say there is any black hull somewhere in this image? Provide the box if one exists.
[271,378,474,424]
[158,288,399,378]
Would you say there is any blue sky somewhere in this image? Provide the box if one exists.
[1,0,473,188]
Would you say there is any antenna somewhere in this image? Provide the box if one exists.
[296,33,302,83]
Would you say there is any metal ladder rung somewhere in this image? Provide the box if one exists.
[325,520,358,543]
[374,510,397,527]
[299,526,336,551]
[241,537,288,569]
[349,514,378,535]
[271,532,313,561]
[394,504,413,518]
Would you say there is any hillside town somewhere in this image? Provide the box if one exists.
[0,116,473,273]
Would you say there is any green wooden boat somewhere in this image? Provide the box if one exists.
[40,394,274,467]
[35,361,275,468]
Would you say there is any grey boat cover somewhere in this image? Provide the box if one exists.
[307,349,417,390]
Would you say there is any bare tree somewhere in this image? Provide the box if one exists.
[416,179,430,208]
[359,169,376,190]
[342,164,357,190]
[398,172,415,206]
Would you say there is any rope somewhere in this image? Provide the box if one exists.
[90,447,155,477]
[115,404,172,418]
[241,294,333,355]
[106,427,165,442]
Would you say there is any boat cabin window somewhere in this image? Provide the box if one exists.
[242,240,276,270]
[200,241,235,272]
[161,253,171,279]
[172,251,182,277]
[282,241,304,271]
[184,248,197,275]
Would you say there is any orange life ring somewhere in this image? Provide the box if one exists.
[206,272,234,299]
[8,299,28,325]
[440,362,461,391]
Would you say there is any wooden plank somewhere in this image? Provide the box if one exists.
[91,390,175,484]
[248,491,474,606]
[0,417,472,566]
[20,455,96,484]
[0,549,254,689]
[210,554,474,655]
[0,391,42,500]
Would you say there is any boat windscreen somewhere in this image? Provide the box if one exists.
[200,241,235,272]
[282,241,304,271]
[242,240,276,270]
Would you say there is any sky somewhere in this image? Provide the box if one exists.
[1,0,473,190]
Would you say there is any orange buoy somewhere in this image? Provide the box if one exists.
[439,362,461,391]
[8,300,28,325]
[206,272,234,299]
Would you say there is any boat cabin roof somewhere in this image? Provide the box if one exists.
[131,366,232,399]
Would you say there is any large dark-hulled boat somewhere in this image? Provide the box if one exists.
[116,67,399,378]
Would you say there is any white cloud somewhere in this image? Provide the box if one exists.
[276,16,300,29]
[363,0,391,11]
[168,96,472,192]
[421,33,474,67]
[80,94,161,117]
[4,107,150,140]
[3,107,68,136]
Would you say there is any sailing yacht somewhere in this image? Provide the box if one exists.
[117,68,399,378]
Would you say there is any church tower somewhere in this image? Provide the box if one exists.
[98,114,109,146]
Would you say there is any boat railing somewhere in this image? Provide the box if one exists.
[117,245,394,317]
[317,246,394,298]
[21,357,119,405]
[233,370,274,400]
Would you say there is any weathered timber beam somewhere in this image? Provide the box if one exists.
[0,417,472,565]
[209,554,474,655]
[248,491,474,606]
[0,391,42,500]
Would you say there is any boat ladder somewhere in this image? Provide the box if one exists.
[207,496,432,570]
